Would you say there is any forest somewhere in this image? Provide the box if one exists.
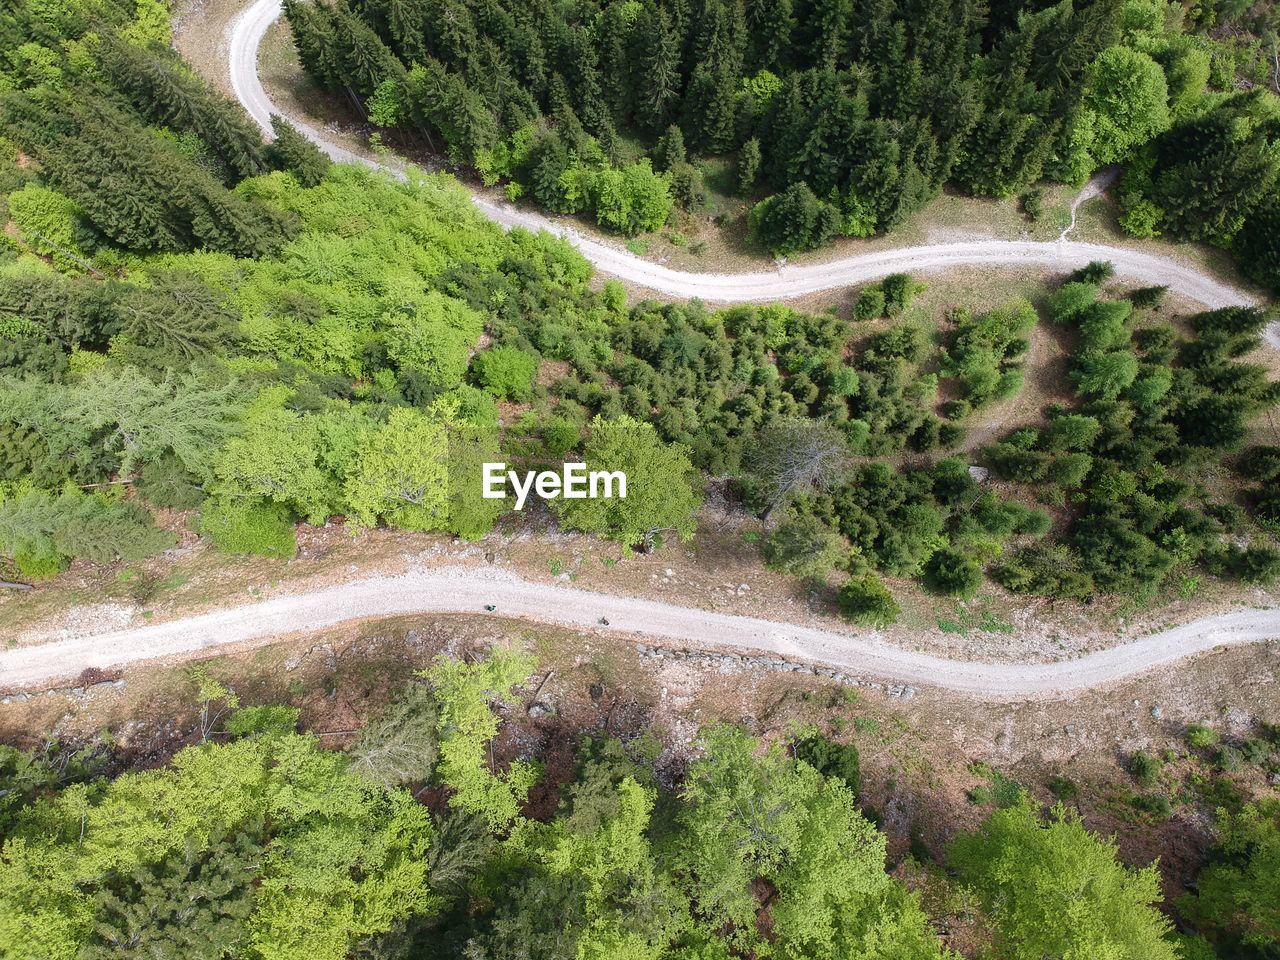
[1,647,1276,960]
[280,0,1280,284]
[1,0,1279,616]
[0,3,1279,959]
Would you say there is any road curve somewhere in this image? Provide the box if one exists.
[2,567,1277,697]
[227,0,1280,331]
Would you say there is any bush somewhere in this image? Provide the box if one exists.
[761,514,846,579]
[1128,750,1160,787]
[1212,746,1241,772]
[1240,739,1272,765]
[1118,195,1163,237]
[1066,260,1115,285]
[197,498,297,558]
[938,422,966,448]
[837,573,900,625]
[794,734,861,797]
[749,182,842,256]
[225,705,301,738]
[587,160,673,235]
[853,284,886,321]
[1020,188,1044,221]
[472,346,538,401]
[1239,445,1280,483]
[1211,544,1280,584]
[881,273,920,316]
[1047,776,1078,801]
[923,546,983,598]
[1129,792,1171,817]
[1185,724,1218,750]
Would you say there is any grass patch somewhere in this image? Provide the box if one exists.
[967,762,1025,808]
[936,602,1014,635]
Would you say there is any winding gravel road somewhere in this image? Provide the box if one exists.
[2,567,1277,698]
[228,0,1280,352]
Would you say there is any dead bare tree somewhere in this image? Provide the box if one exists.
[744,418,854,523]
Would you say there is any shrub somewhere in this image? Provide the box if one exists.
[881,273,920,316]
[1240,739,1272,765]
[1239,446,1280,483]
[1047,776,1079,801]
[794,734,861,797]
[1129,750,1160,787]
[761,514,846,579]
[1020,188,1044,221]
[853,284,886,321]
[937,423,966,448]
[198,498,297,558]
[923,546,983,598]
[1185,724,1218,750]
[225,705,301,738]
[472,346,538,401]
[837,573,900,625]
[587,160,673,235]
[1118,195,1163,237]
[1210,544,1280,584]
[6,183,90,271]
[1212,746,1241,772]
[1129,792,1171,817]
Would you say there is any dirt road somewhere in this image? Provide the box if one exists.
[2,566,1276,697]
[227,0,1280,335]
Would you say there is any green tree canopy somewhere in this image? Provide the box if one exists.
[947,799,1178,960]
[555,415,702,550]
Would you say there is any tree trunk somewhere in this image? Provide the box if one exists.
[0,581,33,591]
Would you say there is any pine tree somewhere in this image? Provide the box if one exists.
[746,0,794,71]
[796,0,852,67]
[114,272,240,365]
[79,831,262,960]
[682,63,740,153]
[655,124,687,171]
[372,0,428,64]
[467,39,540,133]
[556,24,609,133]
[283,0,344,89]
[427,0,480,67]
[633,6,681,133]
[99,36,269,181]
[331,2,405,102]
[1146,94,1280,243]
[691,0,747,80]
[266,114,332,186]
[737,136,761,194]
[595,1,638,122]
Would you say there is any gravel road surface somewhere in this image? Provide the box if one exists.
[3,567,1277,698]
